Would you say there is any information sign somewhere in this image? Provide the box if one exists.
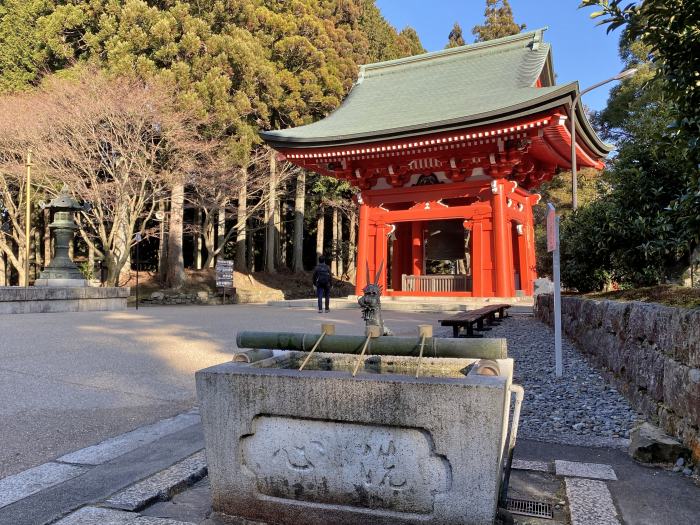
[216,260,234,289]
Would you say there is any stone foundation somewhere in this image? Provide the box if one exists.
[0,286,129,314]
[535,294,700,461]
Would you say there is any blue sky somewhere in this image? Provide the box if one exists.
[376,0,624,112]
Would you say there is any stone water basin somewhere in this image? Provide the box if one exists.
[196,351,515,525]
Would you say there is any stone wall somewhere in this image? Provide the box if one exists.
[0,286,128,314]
[535,294,700,460]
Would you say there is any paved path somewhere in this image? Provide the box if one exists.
[0,305,443,478]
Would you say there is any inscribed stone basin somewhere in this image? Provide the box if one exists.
[196,352,515,525]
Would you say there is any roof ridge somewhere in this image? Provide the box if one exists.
[362,28,548,74]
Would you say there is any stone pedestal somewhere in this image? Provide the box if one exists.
[197,352,515,525]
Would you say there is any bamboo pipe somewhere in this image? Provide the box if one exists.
[236,331,507,360]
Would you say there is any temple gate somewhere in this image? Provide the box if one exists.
[261,29,609,298]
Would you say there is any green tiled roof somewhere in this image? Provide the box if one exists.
[261,29,609,156]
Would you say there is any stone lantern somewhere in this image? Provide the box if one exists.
[35,187,89,287]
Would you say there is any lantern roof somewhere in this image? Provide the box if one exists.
[260,29,610,158]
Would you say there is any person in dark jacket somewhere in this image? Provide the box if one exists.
[312,256,332,313]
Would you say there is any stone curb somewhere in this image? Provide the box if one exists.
[58,410,200,465]
[0,463,88,509]
[555,460,617,481]
[54,506,196,524]
[105,450,207,511]
[0,409,202,524]
[565,477,621,525]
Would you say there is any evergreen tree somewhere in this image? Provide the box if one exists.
[0,0,54,93]
[472,0,525,42]
[446,22,465,48]
[0,1,426,281]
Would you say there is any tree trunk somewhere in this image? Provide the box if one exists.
[0,252,5,286]
[278,198,285,268]
[265,150,277,273]
[316,208,325,261]
[235,172,247,272]
[348,208,357,283]
[203,211,216,268]
[44,208,51,265]
[165,179,186,289]
[246,217,255,272]
[292,172,305,272]
[217,207,226,264]
[331,207,338,275]
[34,227,42,277]
[337,212,344,277]
[88,242,95,281]
[158,198,168,279]
[194,208,203,270]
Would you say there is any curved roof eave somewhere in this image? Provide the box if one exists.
[260,83,610,158]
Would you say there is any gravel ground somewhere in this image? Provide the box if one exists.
[438,313,644,448]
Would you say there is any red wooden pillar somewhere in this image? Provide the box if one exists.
[492,179,514,297]
[471,221,484,296]
[524,199,537,294]
[516,223,530,294]
[411,221,423,276]
[410,221,422,292]
[374,222,388,292]
[355,201,370,295]
[391,227,401,291]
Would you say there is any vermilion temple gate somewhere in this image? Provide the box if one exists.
[262,30,609,298]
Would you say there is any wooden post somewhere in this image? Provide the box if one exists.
[355,201,369,295]
[471,221,484,296]
[25,150,32,287]
[492,179,512,297]
[374,223,388,292]
[391,231,402,291]
[411,222,422,292]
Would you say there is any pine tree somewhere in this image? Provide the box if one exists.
[446,22,465,48]
[472,0,525,42]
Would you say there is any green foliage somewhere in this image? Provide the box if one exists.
[79,260,95,281]
[579,0,700,164]
[0,0,54,93]
[472,0,525,42]
[558,38,697,291]
[559,203,613,292]
[1,1,424,163]
[445,22,465,48]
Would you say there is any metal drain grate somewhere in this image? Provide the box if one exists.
[506,497,554,519]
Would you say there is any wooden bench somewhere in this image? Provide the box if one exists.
[439,304,511,338]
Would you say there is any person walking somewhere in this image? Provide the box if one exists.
[312,256,332,313]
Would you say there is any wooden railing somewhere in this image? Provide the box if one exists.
[401,274,471,293]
